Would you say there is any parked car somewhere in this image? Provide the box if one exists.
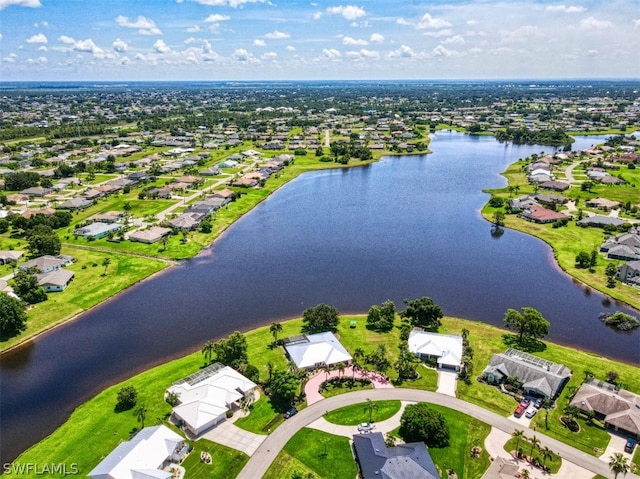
[514,405,526,418]
[534,398,543,409]
[284,407,298,419]
[625,437,636,453]
[358,422,375,432]
[519,398,530,408]
[525,407,537,419]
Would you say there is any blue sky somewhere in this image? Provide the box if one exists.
[0,0,638,80]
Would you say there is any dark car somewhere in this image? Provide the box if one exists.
[284,407,298,419]
[625,438,636,453]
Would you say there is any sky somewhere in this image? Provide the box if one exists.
[0,0,639,81]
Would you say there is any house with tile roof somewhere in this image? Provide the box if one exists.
[408,329,463,371]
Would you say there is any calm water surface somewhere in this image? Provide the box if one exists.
[1,132,638,463]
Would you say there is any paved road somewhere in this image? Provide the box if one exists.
[564,159,588,184]
[236,388,639,479]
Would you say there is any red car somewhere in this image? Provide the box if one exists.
[514,405,526,418]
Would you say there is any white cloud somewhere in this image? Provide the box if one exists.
[232,48,256,62]
[466,19,478,26]
[388,44,415,58]
[184,37,199,44]
[261,51,277,60]
[58,35,76,44]
[370,33,384,44]
[286,45,296,51]
[501,25,543,42]
[580,17,612,29]
[34,20,48,27]
[26,56,47,64]
[326,5,366,21]
[37,45,47,51]
[313,11,322,20]
[432,45,455,57]
[0,0,41,10]
[634,19,640,29]
[153,39,171,54]
[112,38,128,53]
[73,38,102,54]
[442,35,465,46]
[202,40,213,53]
[27,33,47,44]
[322,48,341,58]
[265,30,290,39]
[204,14,230,23]
[343,36,367,46]
[423,29,453,38]
[347,48,379,60]
[254,39,266,47]
[418,13,451,29]
[186,25,201,33]
[396,18,412,26]
[189,0,265,7]
[546,5,586,13]
[115,15,162,35]
[3,53,18,62]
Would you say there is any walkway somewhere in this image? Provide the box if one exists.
[235,389,640,479]
[304,367,393,405]
[436,369,457,397]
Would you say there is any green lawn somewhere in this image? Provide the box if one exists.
[324,400,401,425]
[503,436,562,473]
[234,393,285,434]
[181,440,248,478]
[263,428,357,479]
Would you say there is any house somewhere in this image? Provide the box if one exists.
[482,348,571,399]
[167,363,257,436]
[520,206,567,224]
[168,212,203,230]
[408,329,463,371]
[21,208,56,219]
[539,180,570,192]
[87,425,188,479]
[533,194,567,207]
[352,432,440,479]
[36,269,74,292]
[586,198,620,211]
[232,177,259,188]
[211,188,235,200]
[509,196,539,213]
[74,222,122,239]
[20,255,67,274]
[480,456,519,479]
[570,378,640,440]
[81,189,105,201]
[200,167,221,176]
[0,250,24,264]
[87,211,124,224]
[58,197,94,210]
[577,215,626,228]
[19,187,52,197]
[127,171,148,183]
[283,331,352,371]
[617,261,640,285]
[128,226,172,244]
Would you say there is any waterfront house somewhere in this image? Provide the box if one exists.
[58,197,94,210]
[128,226,171,244]
[616,261,640,285]
[520,206,567,224]
[20,255,67,274]
[586,198,620,211]
[88,425,188,479]
[482,348,571,399]
[36,269,74,292]
[539,180,570,192]
[577,215,626,228]
[352,432,440,479]
[166,363,257,437]
[408,329,463,371]
[74,222,122,239]
[283,331,352,371]
[168,212,204,230]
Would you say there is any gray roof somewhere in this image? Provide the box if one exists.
[577,215,625,227]
[353,433,440,479]
[483,348,572,398]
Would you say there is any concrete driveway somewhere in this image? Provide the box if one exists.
[436,370,458,397]
[200,415,266,456]
[599,431,634,463]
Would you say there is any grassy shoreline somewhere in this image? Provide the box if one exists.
[14,314,639,477]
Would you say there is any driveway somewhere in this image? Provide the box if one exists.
[235,389,640,479]
[436,370,458,397]
[200,413,266,456]
[599,431,634,464]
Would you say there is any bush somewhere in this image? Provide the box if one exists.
[488,197,504,208]
[399,403,449,448]
[115,386,138,412]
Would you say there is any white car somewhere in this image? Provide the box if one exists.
[357,422,374,432]
[525,406,537,419]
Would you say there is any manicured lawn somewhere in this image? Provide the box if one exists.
[234,393,285,434]
[264,428,357,479]
[181,440,248,478]
[503,436,562,473]
[393,404,492,479]
[399,363,439,391]
[324,400,401,425]
[262,450,317,479]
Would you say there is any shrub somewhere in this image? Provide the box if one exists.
[399,403,449,448]
[115,386,138,412]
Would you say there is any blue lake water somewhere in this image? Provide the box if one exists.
[1,131,638,463]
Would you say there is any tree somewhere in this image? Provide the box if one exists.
[363,398,379,423]
[134,403,147,428]
[165,391,180,407]
[528,435,540,460]
[366,300,396,332]
[563,405,580,425]
[540,446,554,469]
[609,452,630,479]
[492,210,505,227]
[270,322,283,344]
[575,251,591,269]
[202,340,214,365]
[605,262,617,288]
[541,397,553,429]
[212,331,248,368]
[512,429,525,461]
[302,304,339,333]
[26,224,61,257]
[606,370,619,384]
[400,297,443,330]
[395,343,419,380]
[0,293,27,338]
[589,249,598,271]
[115,386,137,412]
[102,257,111,276]
[399,402,449,448]
[268,369,300,403]
[520,470,530,479]
[503,307,549,343]
[12,270,47,304]
[581,180,594,192]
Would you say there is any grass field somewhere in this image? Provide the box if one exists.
[324,400,401,425]
[180,440,248,478]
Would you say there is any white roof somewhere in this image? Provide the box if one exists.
[167,366,256,432]
[285,332,352,369]
[408,330,463,368]
[88,425,183,479]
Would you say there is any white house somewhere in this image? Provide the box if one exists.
[166,363,256,436]
[88,425,188,479]
[408,329,463,371]
[283,331,352,371]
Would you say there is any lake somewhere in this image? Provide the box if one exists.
[1,131,638,464]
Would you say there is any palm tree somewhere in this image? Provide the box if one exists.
[337,362,346,379]
[609,452,630,479]
[540,446,554,470]
[363,398,378,423]
[351,356,361,381]
[201,340,214,365]
[529,435,540,461]
[135,403,147,428]
[269,322,283,344]
[541,397,553,430]
[266,361,274,383]
[101,257,111,276]
[322,364,332,382]
[512,429,525,460]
